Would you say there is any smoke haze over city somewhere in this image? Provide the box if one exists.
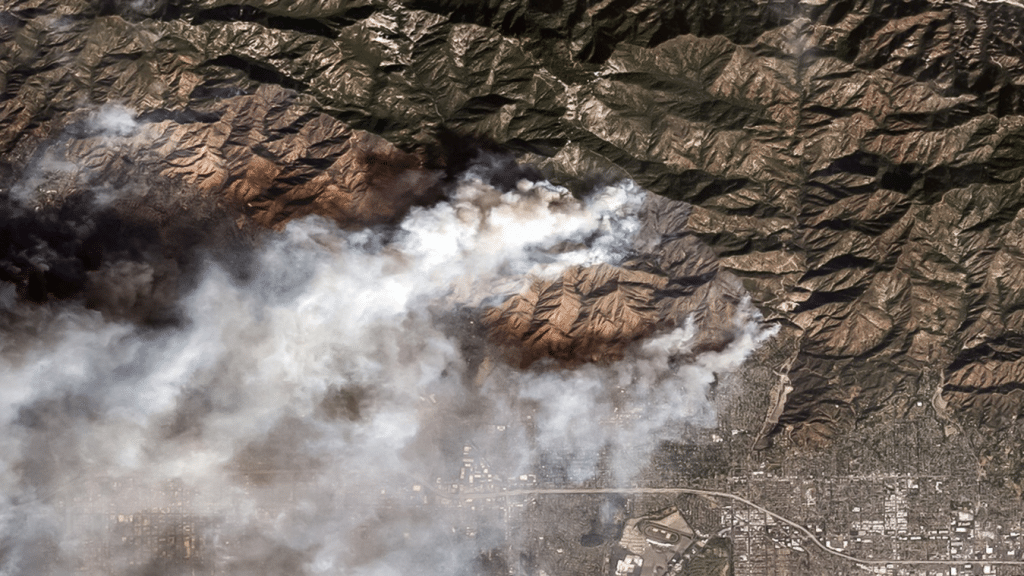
[0,111,773,575]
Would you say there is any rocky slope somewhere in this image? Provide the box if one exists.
[6,0,1024,479]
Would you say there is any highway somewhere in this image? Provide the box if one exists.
[440,486,1024,568]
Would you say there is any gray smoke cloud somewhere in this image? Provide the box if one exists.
[0,140,775,575]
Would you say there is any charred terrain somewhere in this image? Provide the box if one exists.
[5,0,1024,575]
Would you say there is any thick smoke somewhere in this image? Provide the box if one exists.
[0,128,775,575]
[491,297,775,483]
[0,104,252,320]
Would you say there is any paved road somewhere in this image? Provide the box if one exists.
[443,486,1024,568]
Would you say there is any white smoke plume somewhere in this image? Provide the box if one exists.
[0,168,775,575]
[85,103,140,138]
[10,103,141,204]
